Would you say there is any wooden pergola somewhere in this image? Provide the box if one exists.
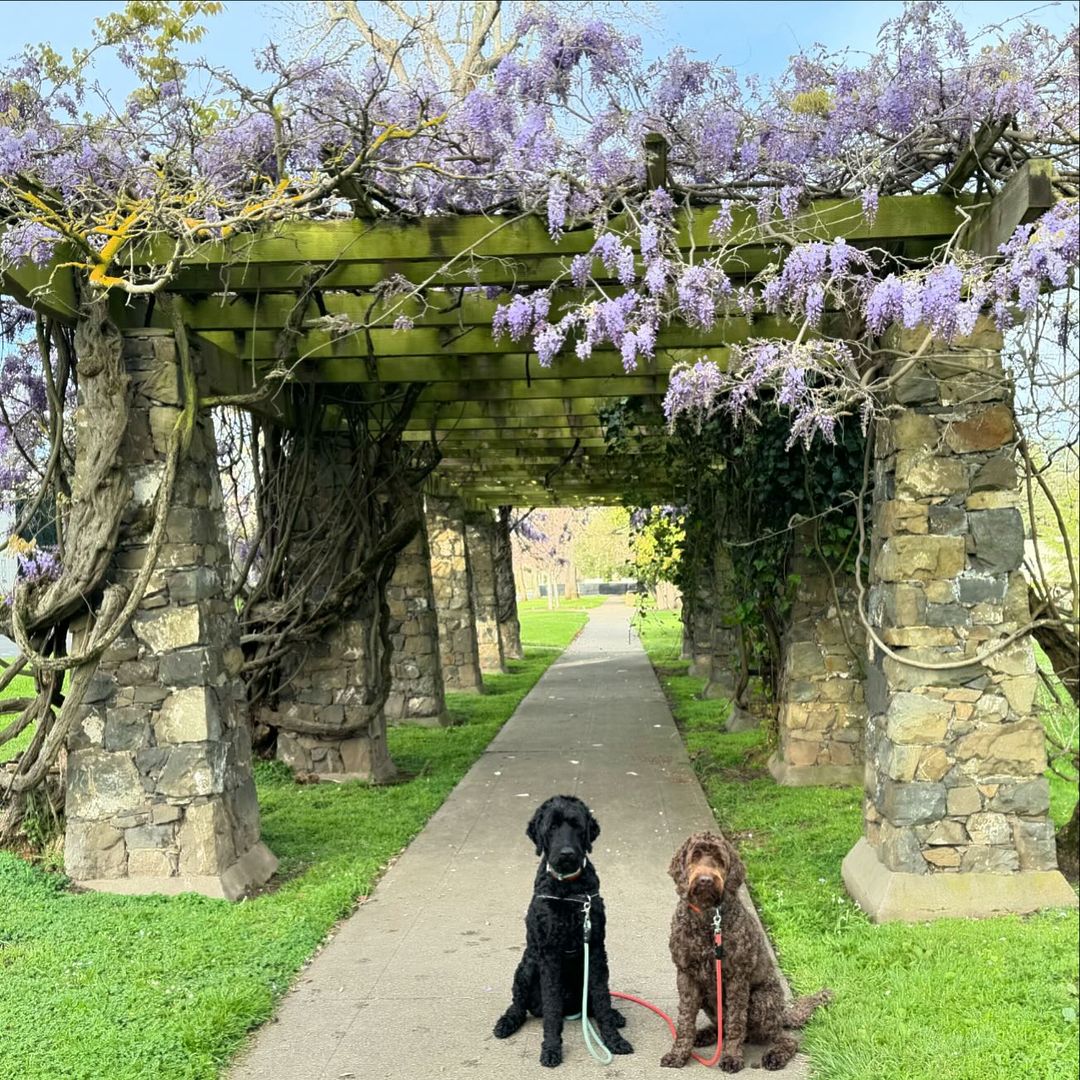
[3,161,1050,507]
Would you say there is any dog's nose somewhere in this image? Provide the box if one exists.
[559,846,576,858]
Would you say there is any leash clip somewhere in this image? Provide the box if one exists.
[712,907,723,934]
[582,896,592,938]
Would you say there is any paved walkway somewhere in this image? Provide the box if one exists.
[230,600,810,1079]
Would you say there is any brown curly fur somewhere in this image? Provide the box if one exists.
[660,831,831,1072]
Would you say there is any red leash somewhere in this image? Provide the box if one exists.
[611,905,723,1067]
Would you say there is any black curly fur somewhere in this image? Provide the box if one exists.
[493,795,633,1067]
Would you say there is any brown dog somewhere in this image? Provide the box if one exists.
[660,831,830,1071]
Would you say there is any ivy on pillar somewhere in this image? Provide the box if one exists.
[258,434,402,783]
[425,495,484,692]
[842,319,1077,920]
[465,509,507,674]
[65,328,276,900]
[494,507,524,661]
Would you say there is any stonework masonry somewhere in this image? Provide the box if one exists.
[385,523,450,726]
[771,524,866,786]
[683,544,740,699]
[425,495,484,692]
[66,329,276,899]
[465,510,507,674]
[841,319,1076,920]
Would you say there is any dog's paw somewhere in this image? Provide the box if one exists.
[539,1044,563,1068]
[611,1007,627,1028]
[761,1047,792,1071]
[605,1033,633,1055]
[693,1025,718,1047]
[493,1011,524,1039]
[660,1049,690,1069]
[719,1050,745,1073]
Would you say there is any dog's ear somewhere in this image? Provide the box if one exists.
[526,798,553,856]
[722,836,746,893]
[667,836,692,887]
[585,809,600,852]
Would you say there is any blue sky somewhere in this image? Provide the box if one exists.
[6,1,1075,99]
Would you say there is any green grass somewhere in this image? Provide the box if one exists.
[636,610,1080,1080]
[1,671,37,762]
[0,605,589,1080]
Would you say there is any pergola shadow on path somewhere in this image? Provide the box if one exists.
[2,159,1074,918]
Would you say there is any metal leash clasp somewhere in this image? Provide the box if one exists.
[582,896,592,939]
[712,907,723,935]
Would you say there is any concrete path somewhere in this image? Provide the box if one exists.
[230,600,810,1079]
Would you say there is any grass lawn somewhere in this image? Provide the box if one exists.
[0,603,593,1080]
[635,610,1080,1080]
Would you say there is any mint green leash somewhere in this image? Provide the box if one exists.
[578,897,612,1065]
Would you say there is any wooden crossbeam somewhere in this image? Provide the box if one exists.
[179,288,785,334]
[192,318,778,363]
[2,252,79,322]
[405,415,618,432]
[142,194,971,272]
[410,376,664,404]
[959,159,1055,257]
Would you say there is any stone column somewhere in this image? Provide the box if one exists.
[842,319,1076,920]
[425,495,484,692]
[701,545,741,703]
[65,328,276,900]
[465,509,507,674]
[385,523,451,726]
[260,437,400,783]
[494,506,524,661]
[770,524,865,786]
[682,541,740,703]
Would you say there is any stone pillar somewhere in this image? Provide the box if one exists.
[842,320,1076,920]
[385,523,450,726]
[425,495,484,692]
[260,437,399,783]
[465,509,507,674]
[770,524,865,787]
[494,506,524,661]
[682,541,740,701]
[65,328,276,900]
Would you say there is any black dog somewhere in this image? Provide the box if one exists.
[493,794,633,1067]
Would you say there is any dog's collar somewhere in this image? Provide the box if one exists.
[547,856,588,882]
[687,901,722,919]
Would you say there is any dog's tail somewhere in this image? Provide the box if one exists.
[783,988,832,1029]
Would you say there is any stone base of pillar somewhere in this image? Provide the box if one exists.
[768,753,861,788]
[275,728,395,783]
[842,837,1077,922]
[701,671,733,699]
[386,695,452,727]
[74,841,278,901]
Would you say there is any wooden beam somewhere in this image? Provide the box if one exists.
[176,289,799,336]
[959,160,1055,257]
[191,318,778,363]
[411,376,664,404]
[407,397,630,420]
[1,251,79,322]
[140,193,973,271]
